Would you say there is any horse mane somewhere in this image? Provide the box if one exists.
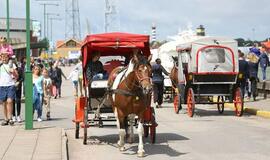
[134,55,150,68]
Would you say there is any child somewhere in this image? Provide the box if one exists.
[32,65,44,122]
[67,67,79,97]
[43,68,52,120]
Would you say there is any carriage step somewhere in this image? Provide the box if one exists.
[88,118,116,122]
[80,123,90,128]
[72,119,83,123]
[144,121,158,127]
[88,108,114,114]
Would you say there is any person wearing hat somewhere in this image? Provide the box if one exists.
[152,58,169,108]
[0,37,18,125]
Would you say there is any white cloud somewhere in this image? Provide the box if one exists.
[0,0,269,42]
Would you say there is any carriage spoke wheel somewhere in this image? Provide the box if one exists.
[150,107,156,144]
[217,96,225,114]
[234,87,244,117]
[75,102,80,139]
[186,88,195,117]
[75,122,80,139]
[173,95,180,114]
[83,105,88,145]
[150,126,156,143]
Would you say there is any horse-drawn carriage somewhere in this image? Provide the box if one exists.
[73,32,156,156]
[172,36,244,117]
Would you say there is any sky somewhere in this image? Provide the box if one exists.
[0,0,270,43]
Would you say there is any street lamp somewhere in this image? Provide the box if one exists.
[25,0,33,130]
[49,17,61,42]
[6,0,10,42]
[40,3,59,38]
[46,13,60,38]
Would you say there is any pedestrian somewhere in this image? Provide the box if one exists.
[259,47,269,81]
[238,50,249,99]
[247,52,259,101]
[67,67,79,97]
[12,60,24,123]
[42,68,52,120]
[152,58,170,108]
[30,56,35,71]
[53,62,67,98]
[32,65,44,122]
[74,56,84,96]
[0,37,18,126]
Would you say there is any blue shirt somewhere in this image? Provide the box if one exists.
[33,76,44,94]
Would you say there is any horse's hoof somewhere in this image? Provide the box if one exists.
[119,146,126,152]
[137,151,145,157]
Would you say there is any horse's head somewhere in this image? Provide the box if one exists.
[133,52,152,95]
[172,56,178,66]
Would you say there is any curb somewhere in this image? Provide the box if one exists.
[62,129,69,160]
[224,103,270,119]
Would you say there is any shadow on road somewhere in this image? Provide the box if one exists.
[87,132,189,157]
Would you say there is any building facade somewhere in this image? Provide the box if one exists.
[0,18,40,58]
[56,39,82,59]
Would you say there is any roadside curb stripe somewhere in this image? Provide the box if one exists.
[224,103,270,119]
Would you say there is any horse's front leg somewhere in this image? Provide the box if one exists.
[118,119,126,151]
[115,109,126,151]
[127,114,135,143]
[137,120,145,157]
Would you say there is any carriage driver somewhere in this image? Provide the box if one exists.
[86,51,108,81]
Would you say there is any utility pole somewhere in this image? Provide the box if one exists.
[40,3,59,38]
[6,0,10,42]
[36,0,60,38]
[49,17,61,43]
[46,13,59,39]
[25,0,33,130]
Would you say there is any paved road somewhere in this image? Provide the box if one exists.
[4,66,269,160]
[52,66,270,160]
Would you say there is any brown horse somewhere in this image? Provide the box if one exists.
[108,53,152,157]
[169,56,183,113]
[170,56,178,90]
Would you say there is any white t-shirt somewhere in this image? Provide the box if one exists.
[44,77,52,87]
[0,63,16,86]
[68,70,79,81]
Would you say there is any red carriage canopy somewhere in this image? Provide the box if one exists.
[81,32,151,69]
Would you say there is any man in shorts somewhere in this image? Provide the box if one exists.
[0,37,18,125]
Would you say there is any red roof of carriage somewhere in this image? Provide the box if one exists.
[81,32,151,67]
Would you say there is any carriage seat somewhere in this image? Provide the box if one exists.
[103,60,125,74]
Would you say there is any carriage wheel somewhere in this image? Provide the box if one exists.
[217,96,225,114]
[234,87,244,117]
[144,126,149,138]
[83,105,88,145]
[150,107,156,143]
[186,88,195,117]
[75,122,80,139]
[75,101,80,139]
[150,126,156,143]
[173,95,180,114]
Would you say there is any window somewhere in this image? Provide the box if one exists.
[66,41,76,47]
[202,48,225,63]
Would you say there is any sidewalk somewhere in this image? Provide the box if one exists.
[225,97,270,118]
[0,123,66,160]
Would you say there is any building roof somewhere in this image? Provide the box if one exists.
[56,38,82,48]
